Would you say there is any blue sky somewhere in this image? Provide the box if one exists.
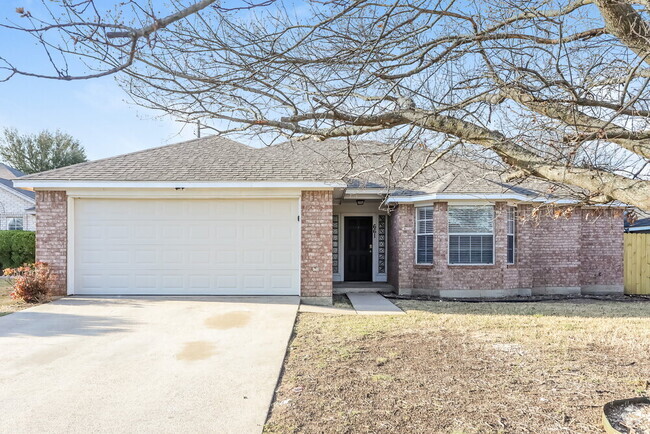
[0,1,196,160]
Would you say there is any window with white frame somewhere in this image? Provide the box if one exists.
[448,205,494,264]
[416,206,433,264]
[507,206,516,264]
[8,217,23,231]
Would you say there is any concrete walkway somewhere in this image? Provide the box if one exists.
[0,296,299,434]
[347,293,405,315]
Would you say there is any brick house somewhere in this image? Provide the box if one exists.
[14,137,624,304]
[0,163,36,231]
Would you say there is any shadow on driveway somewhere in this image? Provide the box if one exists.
[0,311,132,337]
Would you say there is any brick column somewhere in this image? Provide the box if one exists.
[36,191,67,295]
[300,190,333,303]
[387,204,415,294]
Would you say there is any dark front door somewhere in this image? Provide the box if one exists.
[344,217,373,281]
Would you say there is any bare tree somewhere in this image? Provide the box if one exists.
[2,0,650,210]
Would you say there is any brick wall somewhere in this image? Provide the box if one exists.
[36,191,67,295]
[526,207,582,289]
[580,208,624,289]
[387,204,415,290]
[301,190,333,298]
[389,202,623,296]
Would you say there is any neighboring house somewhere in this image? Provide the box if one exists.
[0,163,35,231]
[14,137,623,303]
[625,217,650,233]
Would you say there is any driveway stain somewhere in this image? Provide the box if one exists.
[205,311,251,330]
[176,341,216,361]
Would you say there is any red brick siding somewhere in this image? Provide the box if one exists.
[580,208,624,286]
[526,207,582,288]
[390,202,623,294]
[36,191,67,295]
[301,191,333,297]
[387,204,415,289]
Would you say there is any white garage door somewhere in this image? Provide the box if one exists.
[73,198,300,295]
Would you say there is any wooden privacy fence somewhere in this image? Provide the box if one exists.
[624,233,650,295]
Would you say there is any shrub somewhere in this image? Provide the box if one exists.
[0,231,35,270]
[3,262,51,303]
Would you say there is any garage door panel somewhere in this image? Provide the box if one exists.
[74,198,300,295]
[161,275,184,289]
[107,274,130,289]
[269,249,294,267]
[270,274,294,289]
[213,249,238,265]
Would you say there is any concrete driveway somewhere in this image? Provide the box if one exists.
[0,296,299,434]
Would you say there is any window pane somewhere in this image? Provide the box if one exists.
[416,207,433,235]
[507,236,514,264]
[458,236,471,264]
[418,207,433,221]
[507,207,516,234]
[448,206,493,233]
[470,236,482,263]
[8,218,23,231]
[417,234,433,263]
[507,207,516,263]
[416,207,433,263]
[449,234,494,264]
[417,218,433,234]
[481,235,494,264]
[449,235,459,264]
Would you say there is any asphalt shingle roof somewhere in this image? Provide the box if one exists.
[0,163,35,200]
[18,135,562,198]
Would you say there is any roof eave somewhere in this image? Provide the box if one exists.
[13,179,347,189]
[386,192,577,204]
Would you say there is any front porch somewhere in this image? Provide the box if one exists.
[333,282,395,294]
[332,195,390,285]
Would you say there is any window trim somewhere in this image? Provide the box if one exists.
[415,205,434,265]
[447,205,495,266]
[507,206,516,265]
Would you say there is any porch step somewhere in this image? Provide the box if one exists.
[333,282,395,294]
[347,293,404,315]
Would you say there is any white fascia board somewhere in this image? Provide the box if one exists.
[13,179,347,189]
[345,188,391,195]
[385,193,578,204]
[629,226,650,232]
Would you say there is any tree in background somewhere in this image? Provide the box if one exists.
[1,1,650,210]
[0,129,87,174]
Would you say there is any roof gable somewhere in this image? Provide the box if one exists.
[0,163,25,180]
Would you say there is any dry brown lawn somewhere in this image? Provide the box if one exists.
[265,299,650,433]
[0,278,24,317]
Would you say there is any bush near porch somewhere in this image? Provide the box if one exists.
[0,231,35,270]
[265,299,650,433]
